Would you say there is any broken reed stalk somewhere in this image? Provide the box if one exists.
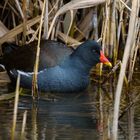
[101,60,121,85]
[119,93,140,120]
[11,74,20,140]
[20,110,27,140]
[43,0,48,39]
[32,0,46,98]
[112,0,139,139]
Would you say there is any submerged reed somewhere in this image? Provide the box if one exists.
[11,74,20,140]
[20,110,28,140]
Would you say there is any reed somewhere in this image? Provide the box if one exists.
[0,16,41,44]
[112,0,139,139]
[32,0,46,98]
[48,0,105,38]
[0,0,139,139]
[43,0,48,39]
[22,0,27,44]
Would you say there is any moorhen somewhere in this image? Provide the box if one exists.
[0,40,112,92]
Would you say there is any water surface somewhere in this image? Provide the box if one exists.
[0,72,140,140]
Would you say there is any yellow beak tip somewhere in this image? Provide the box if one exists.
[104,62,112,67]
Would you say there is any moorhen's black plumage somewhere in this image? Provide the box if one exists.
[0,40,112,92]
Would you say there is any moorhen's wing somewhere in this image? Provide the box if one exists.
[39,40,73,69]
[2,40,73,72]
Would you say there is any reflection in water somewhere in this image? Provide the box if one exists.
[0,88,99,140]
[0,72,140,140]
[24,93,98,140]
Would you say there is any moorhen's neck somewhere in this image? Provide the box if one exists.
[75,56,97,71]
[64,54,97,75]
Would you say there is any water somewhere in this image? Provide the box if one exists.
[0,73,140,140]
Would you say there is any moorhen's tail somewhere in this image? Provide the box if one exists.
[0,42,18,71]
[1,42,19,54]
[0,48,4,71]
[0,56,5,71]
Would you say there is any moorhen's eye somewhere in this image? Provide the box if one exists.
[92,50,96,53]
[92,49,99,54]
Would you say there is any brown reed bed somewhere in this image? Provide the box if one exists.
[0,0,139,140]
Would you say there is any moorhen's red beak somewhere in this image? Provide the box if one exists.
[100,51,112,67]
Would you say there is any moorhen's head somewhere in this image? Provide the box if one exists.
[73,40,112,67]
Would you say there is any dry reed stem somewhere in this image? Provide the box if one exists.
[22,0,27,44]
[66,10,74,43]
[105,0,111,56]
[119,0,132,11]
[27,26,40,44]
[0,21,15,42]
[43,0,48,39]
[11,74,20,140]
[120,0,130,11]
[57,31,80,46]
[48,0,60,16]
[128,45,139,81]
[15,0,24,19]
[128,19,140,81]
[101,2,108,51]
[117,10,123,43]
[92,7,98,40]
[48,0,106,38]
[0,16,41,44]
[99,2,109,76]
[74,26,86,40]
[32,0,46,97]
[75,9,93,41]
[110,0,117,59]
[8,2,20,17]
[112,0,139,139]
[1,0,8,17]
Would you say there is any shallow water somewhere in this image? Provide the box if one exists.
[0,72,140,140]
